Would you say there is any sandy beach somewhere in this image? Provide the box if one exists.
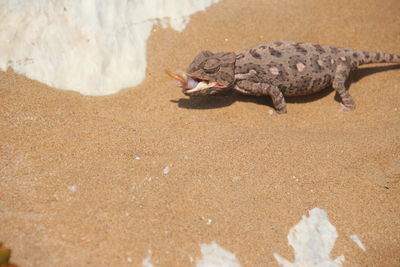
[1,0,400,266]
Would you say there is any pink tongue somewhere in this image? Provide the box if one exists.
[185,76,199,89]
[173,71,199,89]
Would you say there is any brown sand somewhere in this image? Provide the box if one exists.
[1,0,400,266]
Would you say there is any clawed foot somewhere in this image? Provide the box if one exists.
[339,103,356,112]
[270,106,287,114]
[276,107,287,114]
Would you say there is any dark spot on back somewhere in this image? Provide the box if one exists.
[294,43,308,55]
[313,44,326,54]
[375,53,380,60]
[352,52,359,58]
[330,47,340,54]
[302,77,312,88]
[289,63,297,71]
[269,47,282,57]
[249,49,262,59]
[362,51,370,59]
[389,54,394,61]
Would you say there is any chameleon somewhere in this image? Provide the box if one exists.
[166,41,400,114]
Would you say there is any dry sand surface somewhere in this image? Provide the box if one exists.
[1,0,400,266]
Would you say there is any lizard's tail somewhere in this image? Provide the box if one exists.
[353,50,400,66]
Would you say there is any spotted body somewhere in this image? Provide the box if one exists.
[171,41,400,114]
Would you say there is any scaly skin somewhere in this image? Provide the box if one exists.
[172,41,400,114]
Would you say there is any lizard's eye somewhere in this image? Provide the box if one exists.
[203,58,220,73]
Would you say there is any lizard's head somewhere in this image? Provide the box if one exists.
[166,51,236,96]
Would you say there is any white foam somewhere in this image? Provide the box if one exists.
[349,235,366,252]
[274,208,345,267]
[196,241,242,267]
[0,0,220,95]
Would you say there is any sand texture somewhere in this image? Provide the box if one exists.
[1,0,400,266]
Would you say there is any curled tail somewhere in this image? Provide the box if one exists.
[353,50,400,66]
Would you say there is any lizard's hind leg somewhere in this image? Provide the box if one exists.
[333,63,356,111]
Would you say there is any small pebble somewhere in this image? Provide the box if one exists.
[268,109,274,115]
[127,257,133,263]
[68,185,77,192]
[135,156,141,160]
[162,166,171,175]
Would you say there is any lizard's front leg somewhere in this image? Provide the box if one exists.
[235,81,287,114]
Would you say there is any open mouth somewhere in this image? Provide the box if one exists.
[165,69,224,94]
